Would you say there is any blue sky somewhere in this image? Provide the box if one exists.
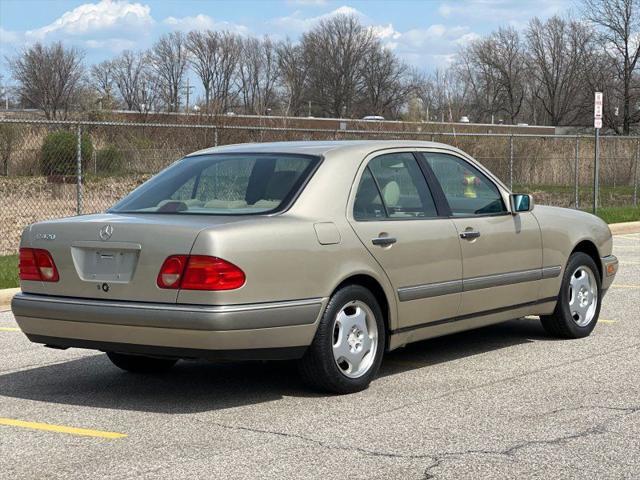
[0,0,574,80]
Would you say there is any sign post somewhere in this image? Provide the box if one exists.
[593,92,603,214]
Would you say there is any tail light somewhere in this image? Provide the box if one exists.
[157,255,187,288]
[19,248,59,282]
[157,255,245,291]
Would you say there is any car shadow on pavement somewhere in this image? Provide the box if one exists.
[0,317,553,413]
[380,316,552,378]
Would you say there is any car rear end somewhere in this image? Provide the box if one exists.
[12,150,327,360]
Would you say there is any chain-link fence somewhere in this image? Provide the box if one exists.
[1,118,638,255]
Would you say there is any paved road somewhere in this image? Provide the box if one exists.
[0,234,638,479]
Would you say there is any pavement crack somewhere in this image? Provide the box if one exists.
[420,404,640,479]
[206,421,436,460]
[206,401,640,480]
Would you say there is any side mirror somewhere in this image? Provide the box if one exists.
[510,193,534,213]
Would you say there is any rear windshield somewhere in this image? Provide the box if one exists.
[109,153,320,215]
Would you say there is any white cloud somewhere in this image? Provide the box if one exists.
[271,5,364,33]
[163,14,249,34]
[455,32,481,46]
[26,0,154,40]
[377,24,478,69]
[164,14,216,31]
[368,23,401,40]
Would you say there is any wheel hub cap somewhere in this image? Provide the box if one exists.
[332,301,378,379]
[568,266,598,327]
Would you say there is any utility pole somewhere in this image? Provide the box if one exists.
[181,77,194,114]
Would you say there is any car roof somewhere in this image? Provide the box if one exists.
[186,140,465,159]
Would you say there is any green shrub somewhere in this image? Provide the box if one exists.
[41,130,93,176]
[96,145,125,174]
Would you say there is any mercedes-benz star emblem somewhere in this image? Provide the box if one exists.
[98,224,114,241]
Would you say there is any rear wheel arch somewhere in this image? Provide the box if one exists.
[331,274,391,346]
[570,240,602,280]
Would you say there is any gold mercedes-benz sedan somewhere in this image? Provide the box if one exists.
[12,141,618,393]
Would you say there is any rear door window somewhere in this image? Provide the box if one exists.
[353,153,438,220]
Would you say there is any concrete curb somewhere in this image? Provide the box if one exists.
[610,221,640,235]
[0,288,20,311]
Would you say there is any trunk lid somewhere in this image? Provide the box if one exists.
[25,213,246,303]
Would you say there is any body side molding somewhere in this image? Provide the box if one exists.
[397,266,562,302]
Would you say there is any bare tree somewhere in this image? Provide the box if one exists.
[8,42,84,119]
[211,32,242,113]
[187,30,217,112]
[414,69,466,122]
[526,16,594,126]
[111,51,146,110]
[187,30,241,114]
[485,28,527,124]
[277,39,309,116]
[358,46,412,118]
[136,67,163,114]
[90,60,116,109]
[455,28,526,124]
[583,0,640,134]
[150,32,189,112]
[238,36,279,115]
[302,14,375,117]
[585,51,622,131]
[455,40,503,123]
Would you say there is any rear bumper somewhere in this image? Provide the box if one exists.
[12,293,326,359]
[601,255,618,292]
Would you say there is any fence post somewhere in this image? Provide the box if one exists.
[509,135,514,190]
[76,123,82,215]
[634,139,639,207]
[575,136,580,209]
[214,126,218,147]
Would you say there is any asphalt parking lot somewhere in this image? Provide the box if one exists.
[0,234,638,480]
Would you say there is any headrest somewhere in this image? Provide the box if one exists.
[382,181,400,207]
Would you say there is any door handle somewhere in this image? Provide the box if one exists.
[372,236,397,246]
[459,230,481,240]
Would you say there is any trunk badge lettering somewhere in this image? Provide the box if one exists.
[98,225,114,241]
[35,233,56,240]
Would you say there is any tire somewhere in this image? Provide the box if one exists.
[298,284,386,394]
[540,252,602,339]
[106,352,178,374]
